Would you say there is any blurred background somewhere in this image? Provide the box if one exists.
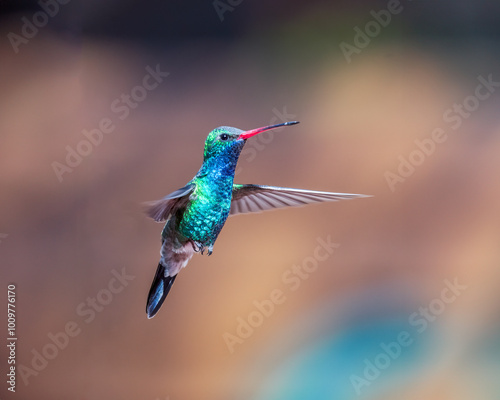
[1,1,500,399]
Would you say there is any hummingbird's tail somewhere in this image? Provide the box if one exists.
[146,235,194,318]
[146,263,177,318]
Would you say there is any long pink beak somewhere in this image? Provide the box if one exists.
[238,121,299,140]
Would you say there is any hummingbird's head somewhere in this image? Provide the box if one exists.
[203,121,299,162]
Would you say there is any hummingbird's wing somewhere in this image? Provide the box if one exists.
[144,183,195,222]
[230,184,369,216]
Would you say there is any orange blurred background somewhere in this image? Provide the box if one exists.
[1,1,500,399]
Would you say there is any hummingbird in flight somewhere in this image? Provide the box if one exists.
[144,121,367,318]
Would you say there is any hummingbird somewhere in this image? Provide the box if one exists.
[144,121,368,318]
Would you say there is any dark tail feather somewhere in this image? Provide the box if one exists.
[146,263,177,319]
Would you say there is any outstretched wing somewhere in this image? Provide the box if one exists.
[144,183,195,222]
[230,184,369,216]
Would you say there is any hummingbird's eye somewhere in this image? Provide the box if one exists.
[220,133,229,141]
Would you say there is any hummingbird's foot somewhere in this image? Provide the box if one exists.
[191,242,201,253]
[191,241,207,254]
[207,245,213,256]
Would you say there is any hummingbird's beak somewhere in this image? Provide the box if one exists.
[238,121,299,140]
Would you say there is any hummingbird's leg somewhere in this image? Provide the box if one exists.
[207,245,213,256]
[190,242,200,252]
[190,241,206,254]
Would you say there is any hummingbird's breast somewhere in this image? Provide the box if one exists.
[178,174,234,247]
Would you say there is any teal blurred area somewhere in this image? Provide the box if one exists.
[1,1,500,399]
[252,287,431,400]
